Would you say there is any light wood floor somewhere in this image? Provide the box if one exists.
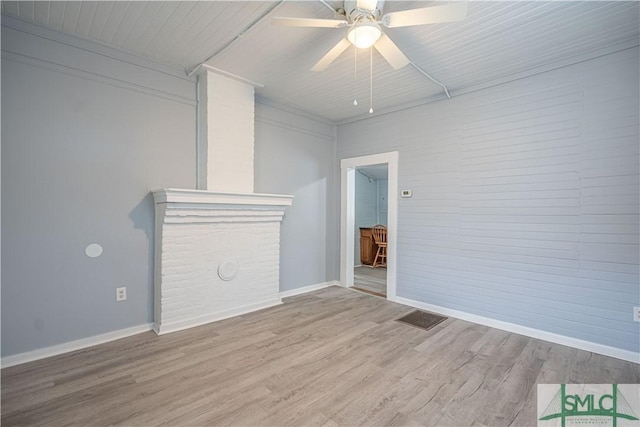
[354,266,386,296]
[2,287,638,426]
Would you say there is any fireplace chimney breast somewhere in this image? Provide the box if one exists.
[197,69,255,193]
[152,69,292,335]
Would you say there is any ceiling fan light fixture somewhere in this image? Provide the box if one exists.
[347,22,382,49]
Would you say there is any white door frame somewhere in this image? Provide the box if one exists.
[340,151,398,301]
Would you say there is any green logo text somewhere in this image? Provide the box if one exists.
[539,384,639,427]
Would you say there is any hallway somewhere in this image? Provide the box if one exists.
[354,266,386,297]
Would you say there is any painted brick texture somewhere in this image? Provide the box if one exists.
[153,195,290,334]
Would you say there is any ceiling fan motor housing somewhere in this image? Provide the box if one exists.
[344,0,385,22]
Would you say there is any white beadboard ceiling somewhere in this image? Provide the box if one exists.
[2,1,638,123]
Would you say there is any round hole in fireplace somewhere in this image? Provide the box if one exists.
[218,260,239,281]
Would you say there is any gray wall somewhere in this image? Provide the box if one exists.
[1,21,343,357]
[1,21,197,357]
[377,179,388,226]
[338,47,640,353]
[254,101,339,292]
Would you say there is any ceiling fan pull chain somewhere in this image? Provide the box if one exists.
[369,46,374,114]
[353,46,358,106]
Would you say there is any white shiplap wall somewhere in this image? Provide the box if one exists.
[338,47,640,354]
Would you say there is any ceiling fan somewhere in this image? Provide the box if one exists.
[272,0,468,72]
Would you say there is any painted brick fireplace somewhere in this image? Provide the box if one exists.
[152,69,292,334]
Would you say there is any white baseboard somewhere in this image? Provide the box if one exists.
[11,286,629,369]
[1,282,340,368]
[155,298,283,335]
[395,296,640,364]
[1,323,154,369]
[157,281,343,334]
[279,281,340,298]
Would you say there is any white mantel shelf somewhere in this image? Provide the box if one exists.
[152,188,294,206]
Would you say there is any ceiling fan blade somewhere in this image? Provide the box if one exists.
[373,33,410,70]
[311,38,351,72]
[272,17,347,28]
[356,0,379,12]
[381,3,468,28]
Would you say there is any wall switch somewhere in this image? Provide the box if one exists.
[116,287,127,302]
[634,307,640,322]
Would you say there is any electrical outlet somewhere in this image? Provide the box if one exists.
[116,287,127,302]
[634,307,640,322]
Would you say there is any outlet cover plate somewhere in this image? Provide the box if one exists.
[116,287,127,302]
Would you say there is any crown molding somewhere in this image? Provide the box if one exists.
[256,95,337,127]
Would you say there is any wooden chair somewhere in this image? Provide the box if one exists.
[371,225,387,268]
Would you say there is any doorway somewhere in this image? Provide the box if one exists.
[340,152,398,301]
[353,165,388,297]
